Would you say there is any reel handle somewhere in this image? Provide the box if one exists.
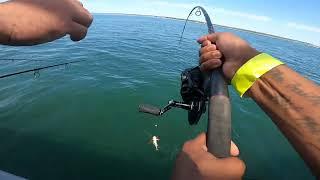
[139,104,161,116]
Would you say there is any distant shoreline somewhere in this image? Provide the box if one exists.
[95,13,320,48]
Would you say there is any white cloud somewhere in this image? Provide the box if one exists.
[150,1,196,9]
[287,22,320,33]
[149,1,272,22]
[214,8,271,22]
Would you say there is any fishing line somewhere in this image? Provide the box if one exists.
[179,7,204,44]
[144,130,153,138]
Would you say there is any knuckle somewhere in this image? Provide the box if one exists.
[210,52,216,58]
[88,13,94,23]
[209,61,218,67]
[200,55,205,63]
[210,51,221,58]
[204,51,210,57]
[209,59,216,64]
[209,45,216,50]
[216,51,222,58]
[200,47,206,54]
[201,53,209,60]
[208,59,221,69]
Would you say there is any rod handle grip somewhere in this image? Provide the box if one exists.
[206,70,231,158]
[207,95,232,158]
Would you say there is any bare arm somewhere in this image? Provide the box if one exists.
[0,0,93,46]
[198,33,320,177]
[0,3,11,43]
[248,65,320,176]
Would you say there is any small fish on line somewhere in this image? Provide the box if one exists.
[151,136,160,151]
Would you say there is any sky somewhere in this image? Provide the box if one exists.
[0,0,319,45]
[80,0,320,46]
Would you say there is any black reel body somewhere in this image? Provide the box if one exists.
[139,66,207,125]
[181,67,207,125]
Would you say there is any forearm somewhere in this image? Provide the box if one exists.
[248,65,320,176]
[0,2,13,44]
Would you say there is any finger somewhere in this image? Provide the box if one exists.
[182,133,206,153]
[191,133,207,146]
[197,35,209,44]
[230,141,240,157]
[202,145,208,152]
[198,33,218,44]
[201,40,212,47]
[68,22,88,41]
[201,141,239,155]
[200,44,216,55]
[72,7,93,27]
[206,33,219,43]
[212,158,246,178]
[200,59,222,72]
[200,50,222,64]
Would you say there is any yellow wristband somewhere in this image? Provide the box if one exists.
[231,53,284,97]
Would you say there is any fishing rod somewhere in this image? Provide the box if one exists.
[139,6,231,158]
[0,60,85,79]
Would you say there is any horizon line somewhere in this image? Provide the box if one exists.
[92,12,320,48]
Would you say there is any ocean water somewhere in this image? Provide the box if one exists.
[0,14,319,180]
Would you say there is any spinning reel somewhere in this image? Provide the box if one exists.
[139,66,207,125]
[139,6,231,158]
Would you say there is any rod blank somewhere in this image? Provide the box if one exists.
[196,6,232,158]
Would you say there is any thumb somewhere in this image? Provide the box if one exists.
[184,133,207,152]
[68,22,88,41]
[206,33,219,43]
[231,141,240,157]
[210,157,246,178]
[191,133,207,147]
[197,33,218,44]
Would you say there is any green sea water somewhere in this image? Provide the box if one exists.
[0,14,319,180]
